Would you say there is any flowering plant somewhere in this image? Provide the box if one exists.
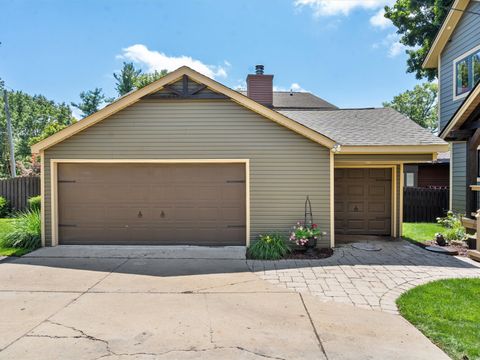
[289,221,320,247]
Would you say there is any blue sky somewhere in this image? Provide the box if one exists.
[0,0,418,113]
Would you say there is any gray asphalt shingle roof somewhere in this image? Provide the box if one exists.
[278,108,446,146]
[239,91,337,109]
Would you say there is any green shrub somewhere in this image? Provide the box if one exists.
[0,196,10,217]
[2,209,41,249]
[248,234,290,260]
[436,211,466,241]
[27,195,41,211]
[443,227,466,241]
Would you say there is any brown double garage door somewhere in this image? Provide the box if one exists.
[58,163,246,246]
[335,168,392,236]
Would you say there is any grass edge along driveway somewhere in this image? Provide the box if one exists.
[397,278,480,360]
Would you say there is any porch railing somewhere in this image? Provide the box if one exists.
[461,212,480,262]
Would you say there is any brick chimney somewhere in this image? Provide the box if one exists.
[246,65,273,107]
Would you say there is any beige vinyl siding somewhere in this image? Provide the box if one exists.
[43,100,331,247]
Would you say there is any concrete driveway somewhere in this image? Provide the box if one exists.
[0,246,453,360]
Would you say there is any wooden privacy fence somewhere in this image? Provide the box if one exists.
[0,176,40,211]
[403,187,449,223]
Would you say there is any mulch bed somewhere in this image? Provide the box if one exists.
[284,247,334,260]
[423,240,470,257]
[409,239,470,257]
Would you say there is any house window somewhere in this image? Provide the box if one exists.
[405,173,415,187]
[474,53,480,85]
[454,48,480,98]
[456,59,469,95]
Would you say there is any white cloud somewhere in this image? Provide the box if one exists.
[273,83,307,92]
[388,40,405,57]
[295,0,393,17]
[291,83,307,92]
[369,8,392,28]
[372,32,406,57]
[118,44,228,79]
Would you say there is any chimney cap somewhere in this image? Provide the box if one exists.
[255,65,264,75]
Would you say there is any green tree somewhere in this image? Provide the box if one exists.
[134,69,168,89]
[71,88,110,118]
[385,0,453,80]
[0,79,76,177]
[29,121,74,146]
[114,62,142,96]
[383,82,438,131]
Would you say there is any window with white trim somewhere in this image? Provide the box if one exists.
[455,49,480,97]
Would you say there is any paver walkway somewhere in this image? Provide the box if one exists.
[248,240,480,313]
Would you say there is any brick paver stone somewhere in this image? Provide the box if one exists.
[247,240,480,313]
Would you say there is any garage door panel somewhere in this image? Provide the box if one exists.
[346,220,366,230]
[334,201,344,213]
[335,168,391,236]
[347,185,364,196]
[368,202,387,213]
[368,185,388,196]
[58,184,105,203]
[369,168,388,178]
[346,169,364,179]
[220,207,245,221]
[58,163,246,245]
[368,220,390,233]
[60,206,106,224]
[196,208,221,221]
[347,202,364,213]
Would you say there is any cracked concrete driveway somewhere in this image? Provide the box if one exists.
[0,247,454,360]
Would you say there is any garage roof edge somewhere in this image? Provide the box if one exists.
[31,66,337,153]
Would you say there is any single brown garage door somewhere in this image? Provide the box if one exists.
[334,168,391,235]
[57,163,246,246]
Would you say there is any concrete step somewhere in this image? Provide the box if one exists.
[25,245,247,260]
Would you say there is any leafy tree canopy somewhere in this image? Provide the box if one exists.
[114,62,142,96]
[135,70,168,90]
[113,63,168,97]
[29,121,75,146]
[385,0,453,80]
[383,82,438,131]
[71,88,112,118]
[0,79,76,177]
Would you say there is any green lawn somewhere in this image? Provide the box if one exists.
[397,278,480,360]
[402,222,444,243]
[0,218,29,257]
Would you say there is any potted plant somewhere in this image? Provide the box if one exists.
[435,233,446,246]
[289,221,321,253]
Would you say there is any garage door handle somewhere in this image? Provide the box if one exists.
[58,180,76,183]
[226,180,245,183]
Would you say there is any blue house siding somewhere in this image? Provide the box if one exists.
[451,142,467,213]
[439,0,480,131]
